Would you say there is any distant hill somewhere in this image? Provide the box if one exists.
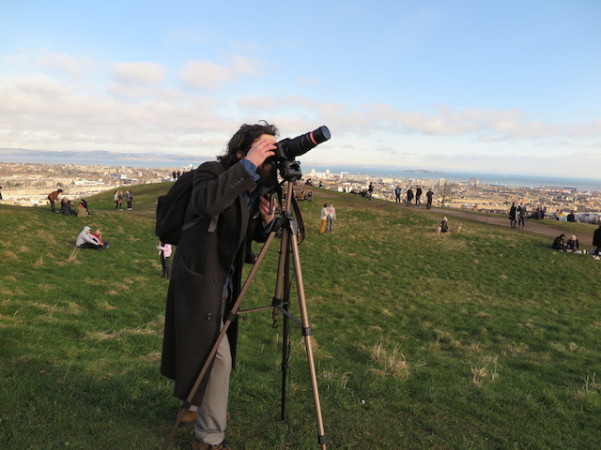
[0,147,211,168]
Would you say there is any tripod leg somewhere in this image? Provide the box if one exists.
[280,249,292,421]
[162,231,277,450]
[289,231,327,449]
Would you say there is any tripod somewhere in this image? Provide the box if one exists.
[162,180,327,449]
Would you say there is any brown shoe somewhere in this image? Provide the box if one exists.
[191,437,231,449]
[179,409,197,428]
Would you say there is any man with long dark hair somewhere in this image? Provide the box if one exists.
[161,122,278,449]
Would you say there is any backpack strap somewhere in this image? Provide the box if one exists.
[183,188,219,234]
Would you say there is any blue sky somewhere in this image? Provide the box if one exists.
[1,0,600,177]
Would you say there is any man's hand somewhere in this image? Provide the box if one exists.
[245,135,277,167]
[258,194,275,226]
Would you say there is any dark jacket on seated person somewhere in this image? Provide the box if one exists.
[551,234,567,250]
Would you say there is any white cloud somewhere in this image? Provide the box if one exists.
[2,50,94,78]
[37,51,94,77]
[111,62,166,85]
[179,56,264,91]
[179,60,235,90]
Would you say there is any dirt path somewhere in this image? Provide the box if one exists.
[413,207,560,238]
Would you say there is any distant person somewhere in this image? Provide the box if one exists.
[566,210,576,223]
[126,190,134,210]
[92,228,109,248]
[47,188,63,213]
[509,202,517,228]
[75,226,103,249]
[530,207,542,219]
[61,199,76,216]
[551,234,567,251]
[176,169,181,179]
[567,235,579,252]
[368,182,374,199]
[77,198,91,216]
[406,188,414,206]
[326,203,336,233]
[320,203,328,234]
[172,170,177,180]
[114,190,124,210]
[440,216,449,233]
[318,180,323,188]
[0,185,3,200]
[426,188,434,209]
[593,223,601,255]
[415,185,422,207]
[156,241,172,278]
[517,202,527,229]
[394,186,402,204]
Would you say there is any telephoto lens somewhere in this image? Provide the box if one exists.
[279,125,331,160]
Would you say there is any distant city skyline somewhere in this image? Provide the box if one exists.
[2,147,601,192]
[1,1,600,178]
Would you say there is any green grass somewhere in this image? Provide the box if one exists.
[1,184,600,449]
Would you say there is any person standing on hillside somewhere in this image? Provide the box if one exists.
[368,181,374,199]
[160,122,277,450]
[517,202,527,229]
[319,203,328,234]
[593,222,601,255]
[126,190,134,210]
[426,188,434,209]
[114,190,124,210]
[156,241,172,278]
[326,203,336,233]
[47,188,63,213]
[509,202,517,228]
[415,185,422,207]
[394,185,402,204]
[406,187,414,206]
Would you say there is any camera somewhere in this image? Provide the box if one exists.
[271,126,331,181]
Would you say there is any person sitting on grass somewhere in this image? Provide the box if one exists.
[92,228,109,249]
[440,217,449,233]
[551,234,567,251]
[61,199,76,216]
[567,235,580,252]
[75,226,103,250]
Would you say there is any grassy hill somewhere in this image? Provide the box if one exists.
[1,183,600,449]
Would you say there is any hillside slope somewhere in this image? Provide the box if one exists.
[1,184,600,449]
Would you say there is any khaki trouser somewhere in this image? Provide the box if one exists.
[192,333,231,445]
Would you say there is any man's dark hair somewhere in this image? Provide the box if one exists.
[218,121,278,168]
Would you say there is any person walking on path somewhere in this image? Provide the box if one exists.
[426,188,434,209]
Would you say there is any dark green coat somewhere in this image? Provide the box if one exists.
[160,160,265,404]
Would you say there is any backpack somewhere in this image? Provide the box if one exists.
[155,170,197,245]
